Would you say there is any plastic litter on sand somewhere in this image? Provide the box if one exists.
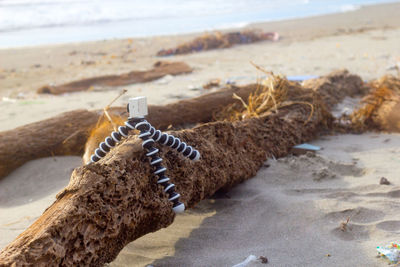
[377,242,400,263]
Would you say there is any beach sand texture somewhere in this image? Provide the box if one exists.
[1,2,400,266]
[112,133,400,266]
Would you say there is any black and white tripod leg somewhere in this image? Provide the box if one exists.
[148,126,201,161]
[133,118,185,213]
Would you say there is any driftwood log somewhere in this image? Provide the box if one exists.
[0,70,365,179]
[0,84,262,179]
[37,61,192,95]
[0,71,366,266]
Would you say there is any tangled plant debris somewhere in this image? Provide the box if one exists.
[157,30,279,56]
[214,65,319,126]
[351,75,400,132]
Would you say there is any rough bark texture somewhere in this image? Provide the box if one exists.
[0,84,259,178]
[0,69,365,178]
[37,61,192,94]
[0,85,325,266]
[302,69,370,109]
[0,70,367,266]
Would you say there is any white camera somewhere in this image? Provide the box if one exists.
[128,96,148,118]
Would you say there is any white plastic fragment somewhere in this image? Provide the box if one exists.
[377,242,400,263]
[232,255,258,267]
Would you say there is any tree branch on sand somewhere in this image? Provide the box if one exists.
[0,84,262,179]
[37,61,193,95]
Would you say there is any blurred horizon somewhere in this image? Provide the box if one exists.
[0,0,399,48]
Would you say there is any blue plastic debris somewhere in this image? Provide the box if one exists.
[225,74,319,85]
[287,75,319,82]
[291,143,321,155]
[293,144,321,151]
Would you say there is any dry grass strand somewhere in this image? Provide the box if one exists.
[350,75,400,130]
[215,63,315,123]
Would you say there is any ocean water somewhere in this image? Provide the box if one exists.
[0,0,398,48]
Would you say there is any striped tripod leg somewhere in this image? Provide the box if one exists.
[133,118,185,213]
[89,123,132,163]
[148,125,201,161]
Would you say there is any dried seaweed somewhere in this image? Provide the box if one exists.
[214,65,316,125]
[351,75,400,131]
[83,90,129,164]
[157,30,279,56]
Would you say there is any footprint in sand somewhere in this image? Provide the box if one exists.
[325,207,384,224]
[331,223,370,241]
[366,189,400,198]
[388,189,400,198]
[326,160,365,177]
[279,153,365,182]
[376,220,400,232]
[324,191,359,200]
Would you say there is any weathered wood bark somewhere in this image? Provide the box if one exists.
[0,70,367,265]
[0,110,100,179]
[0,84,326,266]
[0,70,366,179]
[37,61,192,94]
[0,84,260,179]
[302,69,370,109]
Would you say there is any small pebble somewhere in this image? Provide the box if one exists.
[380,177,390,185]
[259,256,268,264]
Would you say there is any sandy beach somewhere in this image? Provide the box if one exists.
[1,2,400,131]
[1,2,400,266]
[111,133,400,266]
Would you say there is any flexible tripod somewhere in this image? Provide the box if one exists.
[89,97,200,213]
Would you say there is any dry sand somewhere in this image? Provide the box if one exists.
[1,2,400,266]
